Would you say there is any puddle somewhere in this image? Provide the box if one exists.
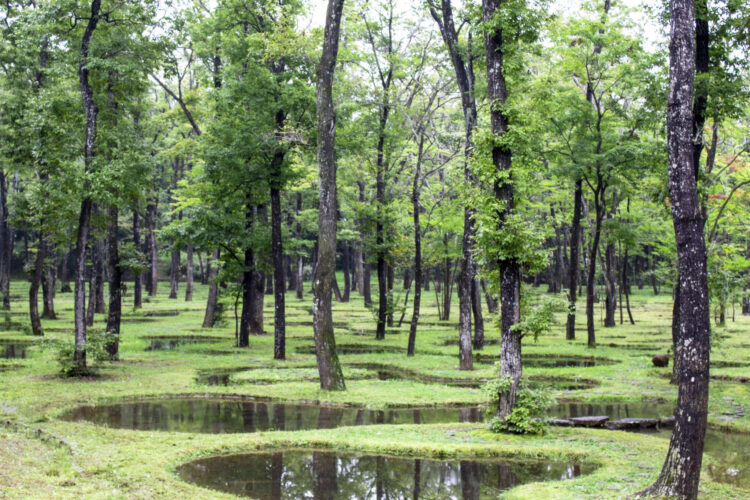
[549,401,675,420]
[549,401,750,488]
[295,344,403,355]
[0,340,32,359]
[60,399,484,433]
[142,310,181,317]
[143,336,223,351]
[523,355,618,368]
[177,450,588,499]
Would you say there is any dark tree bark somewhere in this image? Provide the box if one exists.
[185,243,194,301]
[202,249,220,328]
[312,0,346,391]
[483,0,522,418]
[471,277,484,350]
[342,242,350,302]
[566,180,583,340]
[41,251,56,319]
[481,278,498,314]
[239,205,255,347]
[29,233,45,336]
[585,195,604,347]
[638,0,710,495]
[408,134,425,357]
[744,240,750,315]
[294,192,304,299]
[73,0,102,373]
[386,262,394,326]
[271,149,286,359]
[603,239,617,327]
[145,195,158,296]
[59,240,72,293]
[168,159,180,300]
[105,206,122,360]
[133,210,142,308]
[0,169,10,310]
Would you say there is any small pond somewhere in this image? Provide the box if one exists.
[60,399,484,433]
[295,344,403,355]
[550,401,750,489]
[523,355,619,368]
[143,336,222,351]
[177,450,588,499]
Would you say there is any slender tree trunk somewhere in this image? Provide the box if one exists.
[271,186,285,359]
[483,0,522,418]
[105,206,121,360]
[566,180,583,340]
[185,244,194,301]
[133,211,142,308]
[408,135,424,357]
[603,240,617,327]
[202,249,220,328]
[251,208,265,336]
[0,169,10,310]
[239,205,254,347]
[386,262,394,326]
[639,0,710,495]
[73,0,101,373]
[622,248,635,324]
[146,198,158,296]
[29,233,45,336]
[342,242,350,302]
[42,251,56,319]
[169,247,179,299]
[60,240,72,293]
[481,278,498,314]
[376,170,387,340]
[312,0,346,391]
[586,202,603,346]
[471,277,484,350]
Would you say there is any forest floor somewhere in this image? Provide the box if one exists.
[0,279,749,499]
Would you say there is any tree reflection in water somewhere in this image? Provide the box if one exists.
[178,450,587,499]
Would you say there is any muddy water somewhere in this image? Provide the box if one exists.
[61,399,484,433]
[177,450,589,499]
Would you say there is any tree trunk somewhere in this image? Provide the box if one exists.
[29,233,45,336]
[376,170,387,340]
[169,247,179,299]
[105,206,121,360]
[481,278,498,314]
[60,240,72,293]
[342,242,350,302]
[42,251,56,319]
[603,240,617,327]
[471,277,484,350]
[271,185,285,359]
[566,180,583,340]
[622,248,635,324]
[202,249,220,328]
[146,197,158,296]
[483,0,522,419]
[0,169,10,310]
[133,211,142,308]
[586,202,603,347]
[312,0,346,391]
[185,243,194,301]
[744,240,750,315]
[638,0,710,495]
[386,262,394,326]
[239,205,254,347]
[408,134,425,357]
[73,0,101,373]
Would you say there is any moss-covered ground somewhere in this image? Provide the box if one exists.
[1,278,749,498]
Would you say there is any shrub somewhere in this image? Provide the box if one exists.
[484,373,552,435]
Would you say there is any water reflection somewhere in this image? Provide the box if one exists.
[177,450,587,499]
[61,399,484,433]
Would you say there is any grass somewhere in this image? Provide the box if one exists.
[0,276,749,498]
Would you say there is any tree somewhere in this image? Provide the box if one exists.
[637,0,710,495]
[313,0,347,391]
